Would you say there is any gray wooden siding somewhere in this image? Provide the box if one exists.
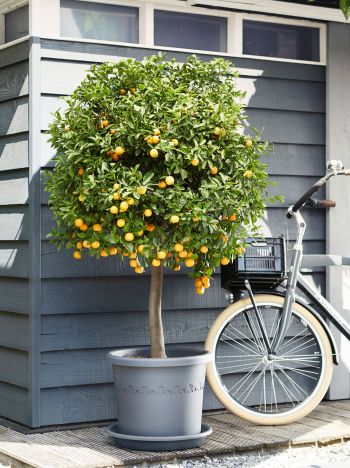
[0,40,30,424]
[36,39,326,425]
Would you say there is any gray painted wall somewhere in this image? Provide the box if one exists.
[0,39,30,425]
[0,37,326,427]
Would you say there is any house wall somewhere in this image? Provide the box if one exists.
[37,38,326,426]
[0,39,30,425]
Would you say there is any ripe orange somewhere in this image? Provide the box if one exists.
[244,170,253,178]
[129,252,137,259]
[245,139,253,148]
[220,257,230,265]
[236,246,245,256]
[137,186,147,195]
[137,245,145,253]
[194,278,203,288]
[74,218,84,228]
[185,258,195,268]
[157,251,167,260]
[152,135,160,144]
[80,223,88,232]
[113,183,121,190]
[93,223,102,232]
[146,223,155,231]
[196,286,205,295]
[174,265,181,271]
[202,276,210,288]
[174,243,184,252]
[127,198,135,206]
[229,214,237,221]
[147,137,153,144]
[130,259,138,268]
[120,201,129,212]
[115,146,125,156]
[171,138,179,146]
[158,181,167,189]
[113,192,121,200]
[179,250,187,258]
[78,194,85,202]
[152,258,161,267]
[125,232,134,242]
[211,167,218,175]
[135,266,144,274]
[77,167,85,176]
[76,242,83,250]
[191,159,199,166]
[83,240,91,249]
[112,154,120,162]
[200,245,208,254]
[110,129,117,135]
[100,249,109,257]
[110,206,118,214]
[144,209,152,217]
[136,229,144,236]
[119,89,126,95]
[165,176,174,186]
[170,215,179,224]
[116,219,126,228]
[91,241,100,249]
[153,128,161,136]
[102,120,109,127]
[109,247,118,255]
[73,251,81,260]
[150,149,159,158]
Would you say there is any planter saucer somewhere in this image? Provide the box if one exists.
[106,423,212,451]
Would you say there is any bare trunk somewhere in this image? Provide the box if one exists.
[148,264,167,358]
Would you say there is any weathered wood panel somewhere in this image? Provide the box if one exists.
[39,381,218,425]
[0,312,28,351]
[0,61,29,103]
[0,279,29,315]
[0,97,28,137]
[0,170,28,205]
[0,40,29,69]
[0,381,29,425]
[0,348,28,388]
[0,134,29,171]
[0,242,28,278]
[0,206,29,240]
[40,39,325,82]
[41,308,218,352]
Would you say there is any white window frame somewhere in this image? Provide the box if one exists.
[0,0,326,65]
[0,0,29,47]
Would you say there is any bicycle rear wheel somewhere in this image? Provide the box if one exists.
[206,294,333,425]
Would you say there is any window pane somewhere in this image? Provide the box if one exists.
[154,10,227,52]
[60,0,138,43]
[243,20,320,62]
[5,5,29,43]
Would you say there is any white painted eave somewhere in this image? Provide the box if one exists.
[187,0,346,22]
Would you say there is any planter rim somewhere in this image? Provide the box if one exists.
[107,346,212,367]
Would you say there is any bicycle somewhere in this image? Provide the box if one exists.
[205,159,350,425]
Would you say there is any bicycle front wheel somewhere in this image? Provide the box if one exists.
[206,294,333,425]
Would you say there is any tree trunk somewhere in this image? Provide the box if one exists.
[148,264,167,358]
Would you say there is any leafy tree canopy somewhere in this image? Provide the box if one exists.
[45,54,273,294]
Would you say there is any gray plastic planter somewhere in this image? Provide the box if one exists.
[107,347,212,450]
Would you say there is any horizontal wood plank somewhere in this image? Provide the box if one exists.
[0,61,29,103]
[0,134,29,171]
[0,97,28,137]
[41,309,219,351]
[0,279,29,315]
[0,312,29,351]
[0,242,28,278]
[0,347,28,388]
[268,175,325,205]
[0,206,29,240]
[0,170,28,205]
[0,381,28,425]
[0,41,29,69]
[40,40,325,82]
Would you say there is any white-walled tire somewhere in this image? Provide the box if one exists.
[205,294,333,425]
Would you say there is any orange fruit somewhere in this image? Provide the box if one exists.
[93,223,102,232]
[137,186,147,195]
[152,135,160,144]
[171,138,179,146]
[78,194,85,202]
[120,201,129,212]
[153,128,161,136]
[179,250,187,258]
[110,205,118,214]
[130,259,138,268]
[129,253,137,259]
[125,232,134,242]
[213,127,221,135]
[102,120,109,127]
[245,139,253,148]
[109,247,118,255]
[130,87,137,94]
[152,258,161,267]
[113,192,121,201]
[146,223,155,231]
[194,278,203,288]
[150,149,158,158]
[83,240,91,249]
[220,257,230,265]
[174,265,181,271]
[157,251,167,260]
[158,181,167,189]
[144,209,152,217]
[135,266,144,274]
[91,241,100,249]
[77,167,85,176]
[147,137,153,144]
[116,219,125,228]
[170,215,179,224]
[174,243,184,252]
[80,223,88,232]
[137,245,145,253]
[100,249,109,257]
[196,286,205,295]
[191,159,199,166]
[202,277,210,288]
[74,218,84,228]
[119,89,126,95]
[110,129,117,135]
[165,176,174,186]
[211,166,218,175]
[76,242,83,250]
[136,229,144,236]
[229,214,237,221]
[244,170,253,178]
[236,246,245,256]
[200,245,208,254]
[127,198,135,206]
[113,183,121,190]
[73,251,81,260]
[123,252,129,257]
[115,146,125,156]
[185,258,195,268]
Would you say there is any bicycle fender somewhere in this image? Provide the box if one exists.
[257,291,339,365]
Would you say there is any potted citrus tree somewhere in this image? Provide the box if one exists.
[45,54,270,450]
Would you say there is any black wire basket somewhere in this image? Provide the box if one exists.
[221,237,287,291]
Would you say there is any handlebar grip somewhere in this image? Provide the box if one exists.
[345,169,350,176]
[319,199,336,208]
